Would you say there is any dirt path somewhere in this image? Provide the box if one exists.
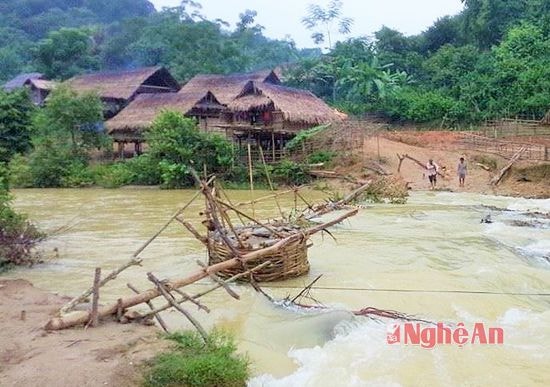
[0,279,167,387]
[359,135,549,198]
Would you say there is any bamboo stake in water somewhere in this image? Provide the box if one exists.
[247,143,255,218]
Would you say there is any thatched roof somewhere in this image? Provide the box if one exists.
[106,91,224,135]
[179,70,280,104]
[25,79,57,91]
[66,66,180,101]
[228,81,346,124]
[3,73,44,91]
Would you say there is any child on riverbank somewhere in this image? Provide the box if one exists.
[457,157,467,187]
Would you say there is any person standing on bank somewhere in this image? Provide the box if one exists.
[457,157,467,187]
[426,159,439,190]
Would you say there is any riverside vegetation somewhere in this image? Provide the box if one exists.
[143,331,249,387]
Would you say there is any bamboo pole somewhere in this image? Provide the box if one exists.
[140,261,271,319]
[127,283,169,333]
[233,189,297,207]
[148,273,208,342]
[44,210,357,331]
[247,143,255,218]
[259,145,284,218]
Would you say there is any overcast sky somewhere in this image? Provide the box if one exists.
[150,0,465,48]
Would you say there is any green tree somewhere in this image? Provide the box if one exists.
[146,111,233,188]
[33,84,105,153]
[0,89,34,163]
[33,28,100,79]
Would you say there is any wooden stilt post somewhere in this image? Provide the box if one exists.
[89,268,101,327]
[271,129,277,162]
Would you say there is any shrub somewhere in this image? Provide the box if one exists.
[272,160,311,186]
[0,166,44,271]
[125,154,161,186]
[8,154,33,188]
[91,163,134,188]
[143,330,249,387]
[308,150,335,164]
[285,124,330,152]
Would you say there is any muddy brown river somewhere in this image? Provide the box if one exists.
[8,188,550,386]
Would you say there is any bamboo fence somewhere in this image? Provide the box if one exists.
[458,132,548,161]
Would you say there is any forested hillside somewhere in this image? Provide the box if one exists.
[0,0,314,82]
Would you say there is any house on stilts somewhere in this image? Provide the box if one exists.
[223,80,346,161]
[105,91,226,156]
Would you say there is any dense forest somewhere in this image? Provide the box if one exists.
[1,0,549,124]
[0,0,315,82]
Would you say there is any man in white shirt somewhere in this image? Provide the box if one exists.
[426,159,439,190]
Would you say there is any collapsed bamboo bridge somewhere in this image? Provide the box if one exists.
[45,170,375,332]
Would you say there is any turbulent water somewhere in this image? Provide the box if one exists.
[9,188,550,386]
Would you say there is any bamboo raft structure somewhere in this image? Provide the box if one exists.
[45,170,369,331]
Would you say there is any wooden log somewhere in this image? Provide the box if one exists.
[127,283,169,333]
[140,261,271,319]
[476,163,492,171]
[116,298,124,322]
[397,153,405,173]
[148,273,208,342]
[308,170,339,178]
[44,210,357,330]
[340,180,373,205]
[61,258,142,315]
[490,147,526,185]
[89,268,101,327]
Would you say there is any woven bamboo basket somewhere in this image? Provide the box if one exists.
[207,235,310,282]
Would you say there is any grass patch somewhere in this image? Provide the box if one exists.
[143,330,249,387]
[516,164,550,183]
